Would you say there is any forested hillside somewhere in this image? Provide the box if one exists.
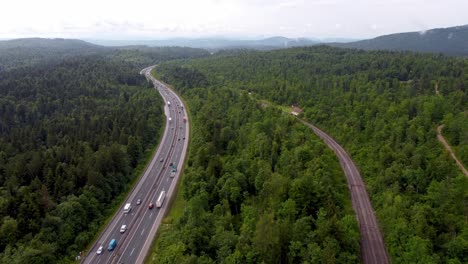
[329,25,468,56]
[0,38,210,71]
[155,46,467,263]
[0,43,209,263]
[149,82,360,263]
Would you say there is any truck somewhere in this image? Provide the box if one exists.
[108,239,117,251]
[123,203,131,213]
[156,191,166,208]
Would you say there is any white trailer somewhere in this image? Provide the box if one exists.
[156,191,166,208]
[123,203,131,213]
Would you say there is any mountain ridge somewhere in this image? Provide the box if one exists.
[2,24,468,55]
[328,25,468,56]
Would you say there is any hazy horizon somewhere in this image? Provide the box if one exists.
[2,0,468,40]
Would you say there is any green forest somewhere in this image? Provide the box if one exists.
[1,40,466,264]
[149,84,360,263]
[152,46,467,263]
[0,43,208,263]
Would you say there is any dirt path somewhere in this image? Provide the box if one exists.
[299,120,390,264]
[437,125,468,177]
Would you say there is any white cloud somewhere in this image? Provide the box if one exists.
[1,0,467,39]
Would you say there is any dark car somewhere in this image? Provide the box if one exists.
[149,203,154,209]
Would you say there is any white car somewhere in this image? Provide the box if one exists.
[120,225,127,233]
[96,246,103,255]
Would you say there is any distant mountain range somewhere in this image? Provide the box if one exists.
[87,25,468,55]
[88,36,320,50]
[1,24,468,56]
[328,25,468,56]
[0,37,101,50]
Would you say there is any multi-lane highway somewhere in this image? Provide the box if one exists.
[82,65,189,264]
[300,120,390,264]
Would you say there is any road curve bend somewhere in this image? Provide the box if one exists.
[81,65,189,264]
[300,120,390,264]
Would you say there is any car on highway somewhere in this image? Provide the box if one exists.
[159,158,164,162]
[149,203,154,209]
[96,246,103,255]
[108,239,117,251]
[120,225,127,233]
[136,199,141,205]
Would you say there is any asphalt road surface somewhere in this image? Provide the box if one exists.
[300,120,390,264]
[81,65,189,264]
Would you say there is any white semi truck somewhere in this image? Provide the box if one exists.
[156,191,166,208]
[123,203,131,213]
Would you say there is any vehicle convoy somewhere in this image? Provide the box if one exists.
[156,191,166,208]
[108,239,117,251]
[123,203,131,213]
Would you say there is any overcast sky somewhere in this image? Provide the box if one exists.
[2,0,467,40]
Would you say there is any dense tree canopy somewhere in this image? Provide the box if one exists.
[154,46,467,263]
[149,70,360,262]
[0,44,208,263]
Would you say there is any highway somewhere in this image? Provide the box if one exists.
[300,120,390,264]
[81,65,189,264]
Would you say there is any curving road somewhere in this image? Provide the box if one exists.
[81,65,189,264]
[300,120,390,264]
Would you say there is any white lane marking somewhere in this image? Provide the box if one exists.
[141,228,145,236]
[130,247,135,256]
[150,212,153,218]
